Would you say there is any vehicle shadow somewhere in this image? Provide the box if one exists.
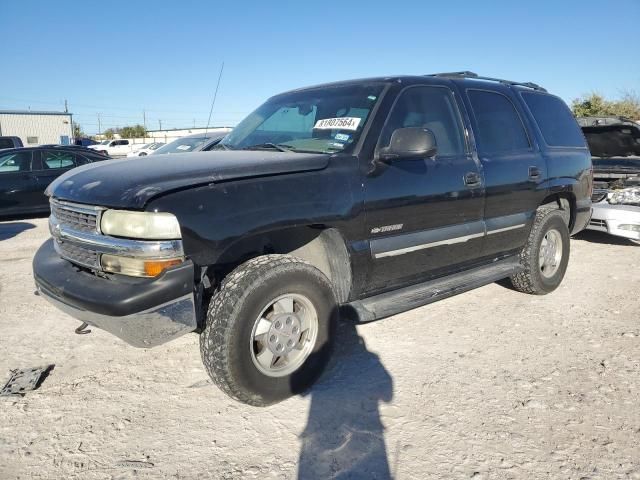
[0,221,36,241]
[573,230,639,246]
[296,316,394,479]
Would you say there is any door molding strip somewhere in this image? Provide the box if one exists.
[371,212,532,259]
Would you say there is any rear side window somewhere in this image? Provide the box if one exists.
[0,138,16,149]
[522,92,586,147]
[468,90,530,154]
[41,150,76,169]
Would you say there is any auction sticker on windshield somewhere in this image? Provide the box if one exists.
[314,117,361,130]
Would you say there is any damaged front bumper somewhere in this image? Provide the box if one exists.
[33,239,198,347]
[587,201,640,240]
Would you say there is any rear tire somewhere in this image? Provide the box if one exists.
[200,255,337,406]
[510,208,570,295]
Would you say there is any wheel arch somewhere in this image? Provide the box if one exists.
[539,191,576,230]
[213,226,352,304]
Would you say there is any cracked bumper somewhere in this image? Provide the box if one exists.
[33,239,197,348]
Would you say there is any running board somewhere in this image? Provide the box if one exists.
[345,257,523,323]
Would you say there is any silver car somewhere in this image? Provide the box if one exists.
[580,116,640,241]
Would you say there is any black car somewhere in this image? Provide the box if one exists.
[150,131,228,155]
[34,72,591,406]
[0,145,110,217]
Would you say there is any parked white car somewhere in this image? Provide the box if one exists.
[87,139,134,157]
[126,142,165,157]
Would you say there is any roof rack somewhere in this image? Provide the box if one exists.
[428,71,547,92]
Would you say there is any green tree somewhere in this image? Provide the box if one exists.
[103,128,116,139]
[119,124,147,138]
[571,91,640,120]
[72,123,85,138]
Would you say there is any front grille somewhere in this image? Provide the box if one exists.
[51,200,98,233]
[55,241,100,269]
[50,199,103,270]
[591,190,608,203]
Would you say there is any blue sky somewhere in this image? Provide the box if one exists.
[1,0,638,134]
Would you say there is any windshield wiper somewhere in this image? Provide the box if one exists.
[243,143,294,152]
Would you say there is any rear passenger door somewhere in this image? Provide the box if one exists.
[464,88,546,257]
[32,150,78,208]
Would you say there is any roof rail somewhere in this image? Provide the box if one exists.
[428,71,547,92]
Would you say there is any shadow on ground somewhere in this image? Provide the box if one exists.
[0,221,36,241]
[298,319,394,479]
[573,230,638,246]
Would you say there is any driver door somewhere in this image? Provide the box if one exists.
[362,85,485,294]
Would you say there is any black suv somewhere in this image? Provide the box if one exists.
[33,72,592,406]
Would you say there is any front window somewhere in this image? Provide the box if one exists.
[0,151,31,173]
[219,83,385,154]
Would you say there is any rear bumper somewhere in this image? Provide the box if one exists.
[33,239,197,347]
[587,202,640,240]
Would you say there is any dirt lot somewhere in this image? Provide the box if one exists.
[0,217,639,479]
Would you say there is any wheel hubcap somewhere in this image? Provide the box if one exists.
[539,228,563,278]
[250,294,318,377]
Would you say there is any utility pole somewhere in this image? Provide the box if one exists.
[97,113,102,136]
[143,109,147,131]
[159,119,162,131]
[64,99,68,113]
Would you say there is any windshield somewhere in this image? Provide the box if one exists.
[149,142,164,150]
[153,137,207,155]
[219,83,385,154]
[99,140,110,145]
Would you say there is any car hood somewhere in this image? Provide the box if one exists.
[47,150,330,209]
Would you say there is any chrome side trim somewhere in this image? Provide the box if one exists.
[372,220,485,259]
[374,231,485,258]
[486,224,526,235]
[371,212,533,259]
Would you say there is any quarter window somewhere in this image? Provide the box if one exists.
[380,86,465,156]
[468,90,530,153]
[522,92,586,147]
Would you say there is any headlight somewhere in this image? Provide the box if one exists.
[101,254,183,277]
[607,187,640,206]
[101,210,181,239]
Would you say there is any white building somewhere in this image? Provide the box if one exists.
[0,110,74,146]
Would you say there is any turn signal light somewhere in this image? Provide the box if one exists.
[101,254,184,277]
[143,259,183,277]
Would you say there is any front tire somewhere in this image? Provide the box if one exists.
[510,208,570,294]
[200,255,337,406]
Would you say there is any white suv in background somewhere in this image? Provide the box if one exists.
[88,139,134,157]
[126,142,165,157]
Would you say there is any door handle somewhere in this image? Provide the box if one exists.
[464,171,481,187]
[528,166,541,179]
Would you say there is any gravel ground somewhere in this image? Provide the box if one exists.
[0,217,639,479]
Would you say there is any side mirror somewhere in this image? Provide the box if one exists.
[377,127,437,162]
